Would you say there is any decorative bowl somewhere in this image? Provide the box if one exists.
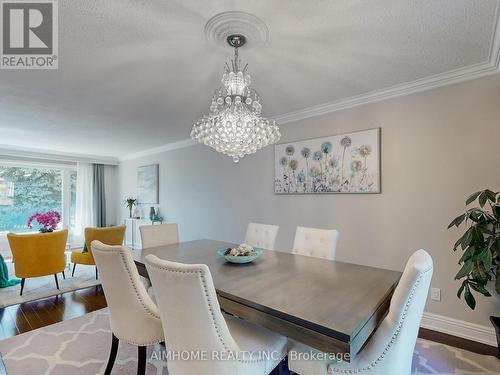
[217,247,263,264]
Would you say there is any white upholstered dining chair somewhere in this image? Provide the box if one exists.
[91,241,164,375]
[139,223,179,292]
[145,255,288,375]
[288,249,433,375]
[292,226,339,260]
[244,222,280,250]
[139,223,179,249]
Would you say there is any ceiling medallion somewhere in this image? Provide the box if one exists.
[191,27,280,163]
[203,11,269,48]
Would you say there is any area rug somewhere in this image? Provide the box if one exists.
[0,309,166,374]
[0,262,100,308]
[0,309,498,375]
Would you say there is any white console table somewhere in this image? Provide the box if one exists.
[124,218,163,249]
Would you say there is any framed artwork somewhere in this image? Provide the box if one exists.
[274,128,380,194]
[137,164,159,204]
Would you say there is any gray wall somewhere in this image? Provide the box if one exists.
[118,74,500,328]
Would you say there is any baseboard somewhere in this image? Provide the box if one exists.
[421,312,497,347]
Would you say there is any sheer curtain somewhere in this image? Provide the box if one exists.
[72,162,95,245]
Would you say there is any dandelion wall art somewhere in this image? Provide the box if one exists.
[274,128,380,194]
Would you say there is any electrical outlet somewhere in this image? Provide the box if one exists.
[431,288,441,302]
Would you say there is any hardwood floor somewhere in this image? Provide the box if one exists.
[0,285,497,359]
[0,285,106,340]
[419,327,498,357]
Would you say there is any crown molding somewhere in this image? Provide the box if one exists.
[119,138,197,161]
[274,62,500,125]
[119,6,500,162]
[275,2,500,124]
[119,60,499,162]
[0,144,119,165]
[490,0,500,68]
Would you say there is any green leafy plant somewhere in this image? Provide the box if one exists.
[448,189,500,309]
[124,197,137,218]
[0,166,63,232]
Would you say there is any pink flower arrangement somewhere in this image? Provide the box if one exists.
[27,211,61,232]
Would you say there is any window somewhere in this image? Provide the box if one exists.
[0,163,76,259]
[69,170,77,231]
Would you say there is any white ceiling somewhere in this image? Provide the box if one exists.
[0,0,499,159]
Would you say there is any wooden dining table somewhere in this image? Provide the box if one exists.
[133,239,402,361]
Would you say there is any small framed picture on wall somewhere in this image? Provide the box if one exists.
[137,164,159,204]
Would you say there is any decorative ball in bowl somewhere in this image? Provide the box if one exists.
[217,244,263,264]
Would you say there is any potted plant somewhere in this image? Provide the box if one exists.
[448,189,500,356]
[124,197,137,218]
[27,211,61,233]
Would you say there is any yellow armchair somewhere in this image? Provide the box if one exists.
[7,229,68,296]
[70,225,126,278]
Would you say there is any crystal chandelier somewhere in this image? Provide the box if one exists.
[191,34,280,162]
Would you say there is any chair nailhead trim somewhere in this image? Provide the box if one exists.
[92,247,163,346]
[328,267,432,374]
[147,262,285,364]
[117,251,161,320]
